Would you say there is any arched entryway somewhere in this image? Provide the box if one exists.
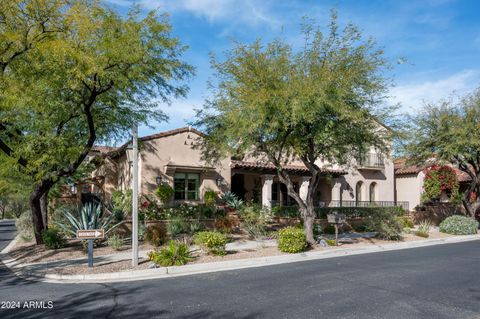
[355,181,363,203]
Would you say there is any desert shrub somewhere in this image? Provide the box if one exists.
[266,230,278,239]
[148,240,194,266]
[278,226,307,253]
[111,190,132,216]
[168,217,188,237]
[239,205,270,239]
[55,203,121,238]
[439,215,478,235]
[204,189,218,207]
[403,227,413,234]
[220,192,244,210]
[201,206,215,219]
[138,224,147,241]
[326,239,336,246]
[16,211,33,237]
[214,216,234,233]
[42,228,67,250]
[140,195,164,220]
[397,216,414,228]
[189,221,203,234]
[167,204,198,219]
[416,221,431,238]
[322,224,336,234]
[194,231,228,256]
[145,224,167,246]
[350,221,369,232]
[364,208,403,240]
[155,184,174,206]
[107,234,125,250]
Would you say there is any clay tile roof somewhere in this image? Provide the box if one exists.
[394,158,424,175]
[91,145,117,154]
[394,158,473,182]
[230,160,347,175]
[454,168,472,182]
[139,126,205,142]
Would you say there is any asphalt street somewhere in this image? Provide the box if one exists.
[1,220,480,319]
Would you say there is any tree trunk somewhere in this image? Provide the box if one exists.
[303,207,316,245]
[40,191,48,228]
[29,178,55,244]
[30,190,46,244]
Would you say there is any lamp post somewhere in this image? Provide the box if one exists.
[127,124,139,267]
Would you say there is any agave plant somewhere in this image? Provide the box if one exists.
[55,203,122,238]
[220,192,244,210]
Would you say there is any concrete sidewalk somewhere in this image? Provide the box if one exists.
[2,233,480,284]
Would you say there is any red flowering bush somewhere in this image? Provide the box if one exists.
[421,165,460,203]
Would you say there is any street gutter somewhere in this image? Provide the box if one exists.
[2,233,480,284]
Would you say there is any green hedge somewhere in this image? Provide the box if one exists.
[272,205,405,219]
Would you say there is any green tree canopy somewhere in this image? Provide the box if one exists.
[403,88,480,217]
[194,13,395,244]
[0,0,193,243]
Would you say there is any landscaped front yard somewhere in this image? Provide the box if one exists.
[8,224,460,276]
[10,190,479,277]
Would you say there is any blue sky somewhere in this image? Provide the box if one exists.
[105,0,480,139]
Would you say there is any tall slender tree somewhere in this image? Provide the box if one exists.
[0,0,193,244]
[403,89,480,218]
[194,13,394,244]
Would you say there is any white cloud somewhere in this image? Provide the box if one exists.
[389,70,480,113]
[108,0,279,29]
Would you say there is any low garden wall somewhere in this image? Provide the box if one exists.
[115,219,218,237]
[272,216,373,232]
[412,202,465,226]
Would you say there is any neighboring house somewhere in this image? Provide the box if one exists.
[88,126,399,210]
[394,159,471,211]
[56,146,117,205]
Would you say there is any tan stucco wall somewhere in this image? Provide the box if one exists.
[336,157,395,203]
[395,172,424,211]
[139,130,231,201]
[91,157,118,200]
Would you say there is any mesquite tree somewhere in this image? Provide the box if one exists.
[0,0,193,244]
[404,89,480,218]
[195,13,393,244]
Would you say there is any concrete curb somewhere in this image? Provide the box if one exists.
[3,234,480,284]
[1,233,19,255]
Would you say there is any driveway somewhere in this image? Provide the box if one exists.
[1,220,480,318]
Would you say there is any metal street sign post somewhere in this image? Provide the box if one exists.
[77,229,105,267]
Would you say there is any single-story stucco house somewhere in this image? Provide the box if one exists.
[394,158,472,211]
[81,126,403,210]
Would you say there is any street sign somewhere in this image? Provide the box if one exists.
[76,229,104,267]
[76,229,104,240]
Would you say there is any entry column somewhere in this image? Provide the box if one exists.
[299,176,310,202]
[262,175,274,209]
